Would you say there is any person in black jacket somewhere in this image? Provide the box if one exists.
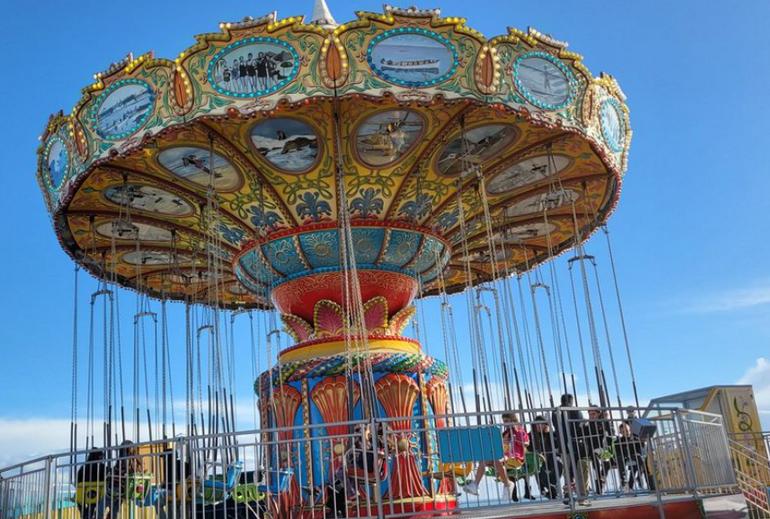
[76,450,107,519]
[97,441,144,519]
[551,394,591,506]
[530,416,560,500]
[155,446,192,519]
[616,422,646,491]
[584,407,614,495]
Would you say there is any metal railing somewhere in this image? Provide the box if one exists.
[0,407,740,519]
[729,431,770,464]
[725,437,770,518]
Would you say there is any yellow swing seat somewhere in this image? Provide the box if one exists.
[75,482,105,506]
[440,462,473,478]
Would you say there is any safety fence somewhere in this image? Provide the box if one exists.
[0,407,740,519]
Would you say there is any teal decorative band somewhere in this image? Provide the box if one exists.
[235,225,449,288]
[255,351,448,391]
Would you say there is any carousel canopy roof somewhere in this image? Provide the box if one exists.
[37,5,631,309]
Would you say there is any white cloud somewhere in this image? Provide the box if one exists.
[0,399,261,470]
[737,357,770,429]
[682,283,770,313]
[0,418,73,468]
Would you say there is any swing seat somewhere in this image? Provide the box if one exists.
[125,473,153,503]
[597,448,614,462]
[142,486,162,506]
[346,448,389,485]
[257,468,294,495]
[200,461,243,502]
[75,481,105,506]
[439,462,473,478]
[232,483,265,503]
[436,426,504,463]
[595,437,617,463]
[505,452,544,481]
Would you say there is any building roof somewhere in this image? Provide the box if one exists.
[648,385,752,405]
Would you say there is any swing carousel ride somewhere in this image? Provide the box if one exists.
[33,0,642,515]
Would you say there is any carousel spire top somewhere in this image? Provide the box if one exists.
[309,0,337,28]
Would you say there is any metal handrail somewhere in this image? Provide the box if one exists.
[0,406,743,519]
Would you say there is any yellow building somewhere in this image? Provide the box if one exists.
[648,385,769,486]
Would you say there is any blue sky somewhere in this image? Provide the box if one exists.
[1,0,769,462]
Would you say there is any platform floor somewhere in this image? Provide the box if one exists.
[449,493,703,518]
[702,494,750,518]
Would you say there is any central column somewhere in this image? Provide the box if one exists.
[235,221,457,514]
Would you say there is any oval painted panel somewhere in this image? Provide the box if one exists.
[487,154,571,195]
[355,110,423,167]
[601,98,625,152]
[123,251,192,266]
[503,189,579,217]
[104,184,193,216]
[157,146,241,191]
[228,283,251,296]
[93,80,154,139]
[208,37,299,98]
[167,271,222,285]
[250,118,319,173]
[435,124,518,177]
[499,222,557,243]
[459,247,514,264]
[368,29,457,87]
[95,221,172,242]
[514,52,575,110]
[45,137,69,190]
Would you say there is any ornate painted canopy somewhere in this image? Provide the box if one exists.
[37,5,631,309]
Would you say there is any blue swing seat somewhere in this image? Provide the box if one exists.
[437,426,504,463]
[199,461,243,502]
[257,468,294,495]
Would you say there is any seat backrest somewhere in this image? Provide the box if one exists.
[524,451,543,472]
[225,461,244,489]
[437,426,504,463]
[270,469,294,493]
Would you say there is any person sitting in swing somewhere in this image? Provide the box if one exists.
[462,413,520,500]
[586,407,614,495]
[76,450,107,519]
[346,424,379,481]
[505,414,533,501]
[97,441,145,519]
[616,421,652,492]
[326,424,389,515]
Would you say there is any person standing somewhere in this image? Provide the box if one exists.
[552,394,591,506]
[530,416,560,500]
[230,59,240,93]
[246,53,257,92]
[256,52,269,91]
[238,56,248,92]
